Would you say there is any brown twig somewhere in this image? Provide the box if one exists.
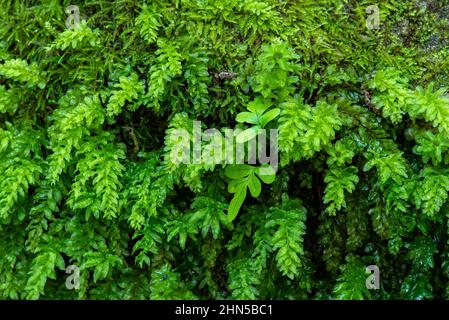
[361,87,381,115]
[124,126,139,154]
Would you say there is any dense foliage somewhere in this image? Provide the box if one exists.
[1,0,449,300]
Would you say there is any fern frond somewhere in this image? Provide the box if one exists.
[266,196,307,279]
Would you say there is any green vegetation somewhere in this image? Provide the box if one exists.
[1,0,449,300]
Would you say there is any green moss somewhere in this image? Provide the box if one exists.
[1,0,449,300]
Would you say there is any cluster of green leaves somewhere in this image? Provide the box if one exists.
[1,0,449,300]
